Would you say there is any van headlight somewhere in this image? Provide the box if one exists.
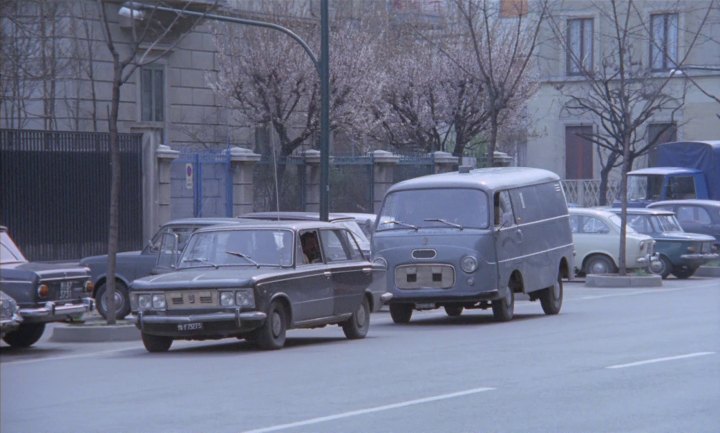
[461,255,478,273]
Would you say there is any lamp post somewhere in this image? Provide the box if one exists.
[121,1,331,221]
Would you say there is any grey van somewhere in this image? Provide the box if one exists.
[372,167,574,323]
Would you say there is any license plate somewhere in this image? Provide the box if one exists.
[177,322,203,331]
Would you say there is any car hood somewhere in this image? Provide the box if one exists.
[0,261,89,281]
[653,231,716,242]
[130,266,290,290]
[80,251,142,264]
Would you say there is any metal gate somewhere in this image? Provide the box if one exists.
[0,129,143,261]
[170,152,233,218]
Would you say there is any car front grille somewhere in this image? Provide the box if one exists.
[395,264,455,290]
[167,290,218,310]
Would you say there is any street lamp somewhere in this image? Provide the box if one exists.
[121,1,331,221]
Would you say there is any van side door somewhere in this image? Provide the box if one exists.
[494,190,524,287]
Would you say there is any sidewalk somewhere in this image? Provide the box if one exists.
[50,311,139,343]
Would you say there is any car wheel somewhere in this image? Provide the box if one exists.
[96,280,131,320]
[2,323,46,348]
[254,301,287,350]
[342,296,370,339]
[389,304,413,324]
[141,333,172,353]
[444,305,463,317]
[492,286,514,322]
[583,254,617,275]
[650,255,672,279]
[671,266,698,279]
[540,269,563,315]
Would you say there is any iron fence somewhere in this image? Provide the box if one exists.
[170,151,232,218]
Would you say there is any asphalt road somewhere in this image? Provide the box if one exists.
[2,278,718,433]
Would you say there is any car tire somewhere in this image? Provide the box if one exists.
[540,270,563,315]
[254,301,287,350]
[96,280,131,320]
[671,266,698,279]
[389,304,413,324]
[651,255,672,279]
[141,333,173,352]
[444,305,463,317]
[342,296,370,339]
[2,323,46,348]
[492,286,514,322]
[583,254,617,275]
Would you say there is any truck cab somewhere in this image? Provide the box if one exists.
[626,167,709,207]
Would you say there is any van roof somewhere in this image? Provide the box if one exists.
[387,167,559,193]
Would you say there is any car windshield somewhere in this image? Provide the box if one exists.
[178,229,294,268]
[0,232,28,264]
[377,188,489,231]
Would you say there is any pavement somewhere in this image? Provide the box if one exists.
[50,266,720,343]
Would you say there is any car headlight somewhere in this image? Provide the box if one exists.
[152,294,166,310]
[235,289,255,308]
[461,255,478,273]
[138,294,153,311]
[220,291,235,306]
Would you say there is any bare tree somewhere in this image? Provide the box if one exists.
[96,0,212,324]
[547,0,715,273]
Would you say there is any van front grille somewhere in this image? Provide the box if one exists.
[395,264,454,289]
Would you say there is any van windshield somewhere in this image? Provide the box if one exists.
[377,188,489,231]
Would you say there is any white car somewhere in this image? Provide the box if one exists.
[569,207,658,275]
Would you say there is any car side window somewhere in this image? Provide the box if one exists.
[677,206,711,225]
[583,217,609,234]
[569,215,581,233]
[320,230,352,262]
[299,230,323,264]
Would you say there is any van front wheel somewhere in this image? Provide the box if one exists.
[540,271,563,315]
[390,304,413,324]
[492,287,514,322]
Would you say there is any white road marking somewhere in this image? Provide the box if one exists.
[606,352,715,369]
[239,387,496,433]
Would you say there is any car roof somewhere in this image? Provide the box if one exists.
[568,207,617,218]
[163,217,245,226]
[239,211,355,222]
[609,208,674,216]
[387,167,559,193]
[649,199,720,207]
[193,220,340,233]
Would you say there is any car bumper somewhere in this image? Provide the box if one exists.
[679,252,720,266]
[132,309,267,338]
[18,297,94,323]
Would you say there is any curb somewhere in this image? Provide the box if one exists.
[585,273,663,288]
[695,266,720,278]
[50,319,140,343]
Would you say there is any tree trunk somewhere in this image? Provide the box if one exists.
[105,63,122,325]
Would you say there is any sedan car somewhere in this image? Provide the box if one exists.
[569,208,658,275]
[80,217,243,320]
[1,226,93,347]
[129,221,390,352]
[647,199,720,250]
[609,208,719,279]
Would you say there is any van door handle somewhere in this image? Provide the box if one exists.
[516,229,524,241]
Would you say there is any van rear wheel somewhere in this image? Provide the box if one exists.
[540,271,563,315]
[492,287,514,322]
[389,304,413,324]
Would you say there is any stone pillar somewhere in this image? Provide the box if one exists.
[371,150,399,213]
[302,149,321,212]
[430,151,459,174]
[131,127,165,243]
[156,145,180,234]
[224,146,261,216]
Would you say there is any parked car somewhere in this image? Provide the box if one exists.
[80,217,243,320]
[608,208,719,279]
[569,207,658,275]
[0,291,23,339]
[647,199,720,250]
[239,212,371,255]
[129,221,390,352]
[0,226,93,347]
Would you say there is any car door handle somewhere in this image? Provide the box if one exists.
[362,267,372,274]
[323,271,332,278]
[516,229,523,241]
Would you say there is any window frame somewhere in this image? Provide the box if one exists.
[139,64,166,122]
[566,17,594,76]
[650,12,679,72]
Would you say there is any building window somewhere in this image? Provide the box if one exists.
[650,13,678,71]
[500,0,528,18]
[141,66,164,122]
[566,18,593,75]
[647,122,677,146]
[565,126,593,179]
